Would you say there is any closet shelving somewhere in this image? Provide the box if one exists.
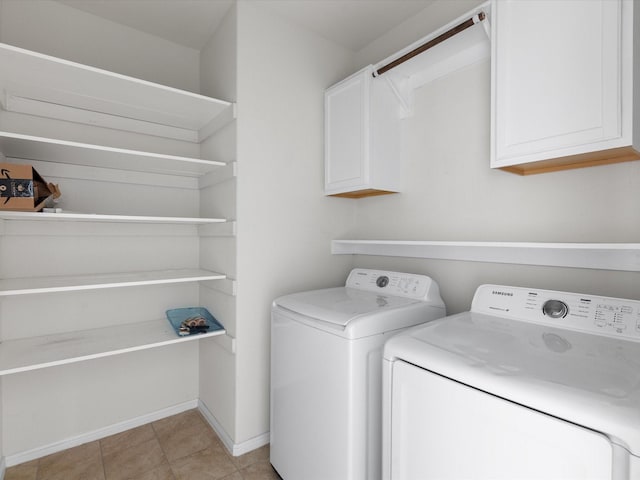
[0,131,227,177]
[0,318,222,376]
[0,211,226,224]
[0,269,226,296]
[0,42,236,376]
[0,44,234,141]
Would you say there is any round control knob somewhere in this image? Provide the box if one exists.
[542,299,568,319]
[376,276,389,288]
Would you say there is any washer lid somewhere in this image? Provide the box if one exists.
[275,287,420,327]
[384,312,640,456]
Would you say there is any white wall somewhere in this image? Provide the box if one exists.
[0,0,200,93]
[349,4,640,314]
[233,0,356,443]
[199,4,239,443]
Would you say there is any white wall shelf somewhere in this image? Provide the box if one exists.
[0,319,226,376]
[332,240,640,272]
[0,211,227,225]
[0,269,226,296]
[0,132,226,177]
[0,43,235,142]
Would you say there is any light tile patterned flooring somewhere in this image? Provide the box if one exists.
[5,409,281,480]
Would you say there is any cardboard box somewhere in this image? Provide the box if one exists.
[0,163,60,212]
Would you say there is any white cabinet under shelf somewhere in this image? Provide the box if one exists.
[324,65,402,198]
[491,0,640,174]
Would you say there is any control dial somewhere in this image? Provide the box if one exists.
[376,276,389,288]
[542,299,569,319]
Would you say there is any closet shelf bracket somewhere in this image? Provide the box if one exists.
[211,334,236,355]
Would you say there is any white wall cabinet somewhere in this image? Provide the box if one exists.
[0,43,236,461]
[325,4,490,196]
[491,0,640,175]
[324,65,401,198]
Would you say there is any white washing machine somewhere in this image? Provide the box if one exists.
[383,284,640,480]
[270,268,446,480]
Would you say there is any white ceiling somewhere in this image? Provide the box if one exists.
[57,0,437,52]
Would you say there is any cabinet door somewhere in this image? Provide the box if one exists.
[491,0,626,168]
[324,68,370,194]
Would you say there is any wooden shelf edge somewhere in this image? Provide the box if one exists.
[331,240,640,272]
[327,189,398,199]
[494,146,640,175]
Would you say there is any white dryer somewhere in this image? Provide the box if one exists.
[270,268,446,480]
[383,284,640,480]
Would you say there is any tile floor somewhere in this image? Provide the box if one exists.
[5,409,282,480]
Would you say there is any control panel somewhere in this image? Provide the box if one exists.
[345,268,440,301]
[472,284,640,342]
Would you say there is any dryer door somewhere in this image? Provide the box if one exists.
[388,361,613,480]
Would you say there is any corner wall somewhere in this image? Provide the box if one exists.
[198,4,239,444]
[233,0,357,444]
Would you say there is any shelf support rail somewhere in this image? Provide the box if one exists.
[373,11,487,78]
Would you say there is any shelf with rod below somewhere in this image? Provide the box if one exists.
[0,268,226,296]
[0,318,226,376]
[0,210,227,225]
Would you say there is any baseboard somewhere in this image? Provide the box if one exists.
[233,431,270,457]
[4,399,198,467]
[197,400,270,457]
[0,456,6,480]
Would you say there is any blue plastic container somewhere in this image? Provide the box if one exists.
[166,307,224,336]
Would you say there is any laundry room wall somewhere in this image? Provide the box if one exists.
[231,0,357,445]
[348,2,640,313]
[198,3,239,444]
[0,0,200,93]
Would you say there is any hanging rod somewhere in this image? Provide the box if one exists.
[374,11,487,77]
